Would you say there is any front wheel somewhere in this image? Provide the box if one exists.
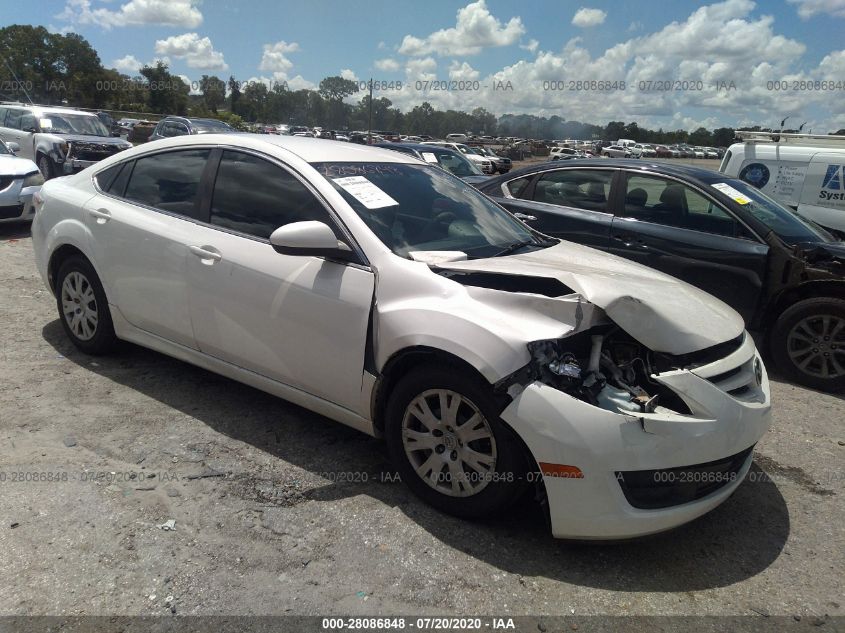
[38,154,56,180]
[385,365,529,518]
[55,256,119,355]
[770,297,845,392]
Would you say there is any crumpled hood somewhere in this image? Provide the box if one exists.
[62,134,128,146]
[437,241,744,355]
[0,154,39,177]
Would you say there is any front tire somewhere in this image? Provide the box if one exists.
[385,365,529,518]
[55,256,118,355]
[38,153,56,180]
[770,297,845,392]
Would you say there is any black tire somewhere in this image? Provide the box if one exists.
[37,153,55,180]
[770,297,845,392]
[55,256,119,355]
[385,364,529,519]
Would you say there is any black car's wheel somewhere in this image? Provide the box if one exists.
[385,365,529,518]
[770,297,845,392]
[37,154,56,180]
[55,256,118,355]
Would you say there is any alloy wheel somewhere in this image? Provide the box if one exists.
[401,389,498,497]
[786,314,845,379]
[61,271,99,341]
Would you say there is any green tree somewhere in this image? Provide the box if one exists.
[199,75,226,113]
[140,61,188,115]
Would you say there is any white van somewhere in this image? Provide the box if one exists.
[720,131,845,235]
[616,138,637,148]
[445,133,468,143]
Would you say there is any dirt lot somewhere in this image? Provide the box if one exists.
[1,223,843,623]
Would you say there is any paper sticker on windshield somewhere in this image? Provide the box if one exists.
[333,176,398,209]
[421,152,439,163]
[712,182,751,205]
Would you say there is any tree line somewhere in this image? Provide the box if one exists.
[3,25,843,143]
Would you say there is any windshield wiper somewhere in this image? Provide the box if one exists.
[492,239,537,257]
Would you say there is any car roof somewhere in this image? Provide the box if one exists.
[483,158,728,186]
[133,133,419,164]
[376,142,460,153]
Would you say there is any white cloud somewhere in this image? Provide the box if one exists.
[287,75,316,91]
[177,74,201,95]
[340,69,358,81]
[398,0,525,56]
[449,61,480,81]
[154,33,228,71]
[787,0,845,18]
[520,39,539,52]
[259,41,301,80]
[112,54,142,73]
[572,7,607,27]
[374,58,401,71]
[405,57,437,82]
[57,0,202,29]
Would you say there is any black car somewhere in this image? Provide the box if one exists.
[149,116,235,141]
[374,142,489,185]
[478,159,845,391]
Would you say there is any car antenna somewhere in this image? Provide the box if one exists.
[0,52,34,105]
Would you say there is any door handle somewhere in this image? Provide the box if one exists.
[188,245,222,264]
[612,234,649,249]
[513,212,538,222]
[88,208,111,224]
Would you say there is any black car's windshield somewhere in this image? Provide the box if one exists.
[312,162,545,259]
[42,113,109,137]
[715,179,835,245]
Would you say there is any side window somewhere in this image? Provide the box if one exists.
[96,161,132,195]
[210,150,332,239]
[123,150,210,219]
[5,109,24,130]
[622,174,743,238]
[0,107,7,127]
[531,169,613,212]
[505,176,532,198]
[19,114,38,132]
[166,122,189,137]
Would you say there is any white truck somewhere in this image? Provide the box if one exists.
[720,131,845,236]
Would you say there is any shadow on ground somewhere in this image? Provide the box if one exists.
[43,319,790,592]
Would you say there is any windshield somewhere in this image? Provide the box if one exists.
[192,120,234,133]
[312,162,544,259]
[0,140,10,155]
[425,149,483,177]
[716,179,835,245]
[42,113,109,136]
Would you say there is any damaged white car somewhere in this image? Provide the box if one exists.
[31,135,772,539]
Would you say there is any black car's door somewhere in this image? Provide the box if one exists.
[491,167,618,250]
[608,171,769,323]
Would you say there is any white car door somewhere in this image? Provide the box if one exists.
[185,149,375,412]
[84,147,213,349]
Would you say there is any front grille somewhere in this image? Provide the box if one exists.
[0,176,15,191]
[0,204,24,220]
[616,446,753,509]
[69,143,124,162]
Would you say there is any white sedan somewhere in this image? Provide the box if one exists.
[601,145,630,158]
[0,140,43,223]
[31,135,771,539]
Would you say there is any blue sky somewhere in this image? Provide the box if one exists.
[4,0,845,130]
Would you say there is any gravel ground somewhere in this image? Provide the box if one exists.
[0,222,843,623]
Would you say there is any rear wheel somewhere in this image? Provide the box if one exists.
[770,297,845,392]
[385,365,529,518]
[55,256,118,355]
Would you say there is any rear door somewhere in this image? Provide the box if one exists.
[493,167,617,250]
[83,147,213,348]
[608,171,769,323]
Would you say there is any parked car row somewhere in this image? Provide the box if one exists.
[31,134,773,541]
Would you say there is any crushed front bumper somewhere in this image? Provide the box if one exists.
[500,334,771,539]
[62,159,98,175]
[0,180,38,222]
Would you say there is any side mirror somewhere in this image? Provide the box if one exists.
[269,221,354,259]
[25,127,38,134]
[7,142,20,154]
